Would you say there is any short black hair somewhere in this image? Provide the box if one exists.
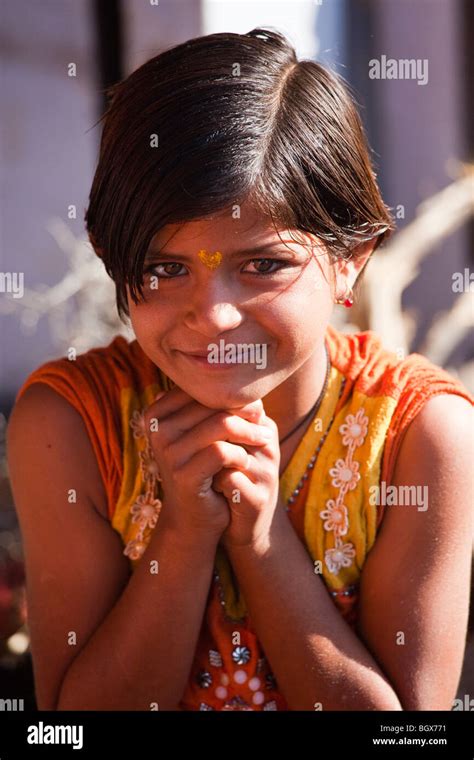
[85,27,394,320]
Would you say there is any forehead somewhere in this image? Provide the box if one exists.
[147,203,317,255]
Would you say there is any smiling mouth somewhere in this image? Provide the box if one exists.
[176,350,236,370]
[174,341,269,372]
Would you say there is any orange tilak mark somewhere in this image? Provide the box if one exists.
[197,249,223,269]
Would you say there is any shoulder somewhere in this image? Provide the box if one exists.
[10,338,135,522]
[375,390,473,569]
[391,392,473,503]
[11,335,164,521]
[13,334,151,463]
[398,392,473,445]
[8,383,108,519]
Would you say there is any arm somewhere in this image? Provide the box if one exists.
[7,384,220,710]
[224,394,473,710]
[225,504,402,710]
[357,394,473,710]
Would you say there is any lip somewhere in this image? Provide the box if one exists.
[176,350,237,370]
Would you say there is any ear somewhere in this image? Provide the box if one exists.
[333,240,375,297]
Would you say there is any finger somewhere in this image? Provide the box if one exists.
[150,386,193,418]
[212,468,258,503]
[226,398,264,421]
[147,393,265,445]
[170,413,273,465]
[166,402,267,446]
[149,399,213,445]
[144,386,208,444]
[150,387,263,420]
[221,443,274,484]
[147,401,267,450]
[183,440,250,484]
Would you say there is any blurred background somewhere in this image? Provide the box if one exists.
[0,0,473,710]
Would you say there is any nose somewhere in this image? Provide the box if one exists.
[182,279,243,337]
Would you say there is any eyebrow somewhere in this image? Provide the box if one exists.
[144,242,293,262]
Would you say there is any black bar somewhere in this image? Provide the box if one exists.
[0,709,473,757]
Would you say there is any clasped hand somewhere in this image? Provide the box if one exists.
[144,386,281,550]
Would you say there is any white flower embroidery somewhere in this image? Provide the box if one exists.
[139,448,162,483]
[130,493,162,530]
[320,407,368,576]
[123,537,147,561]
[123,404,163,563]
[325,543,356,574]
[339,409,368,448]
[329,458,360,490]
[129,408,147,439]
[320,499,348,536]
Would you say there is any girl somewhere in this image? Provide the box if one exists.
[7,28,473,711]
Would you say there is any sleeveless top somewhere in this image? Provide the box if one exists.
[16,324,474,710]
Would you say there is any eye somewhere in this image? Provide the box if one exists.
[143,257,291,280]
[144,262,187,279]
[242,258,289,276]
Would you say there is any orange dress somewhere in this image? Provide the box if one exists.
[16,324,474,710]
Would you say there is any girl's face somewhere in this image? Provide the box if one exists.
[127,202,361,409]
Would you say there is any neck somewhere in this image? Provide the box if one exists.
[262,340,329,444]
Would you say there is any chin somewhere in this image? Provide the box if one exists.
[193,392,258,410]
[185,383,265,410]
